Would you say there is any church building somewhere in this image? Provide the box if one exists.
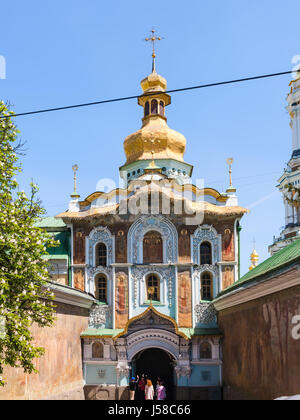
[269,71,300,254]
[53,51,248,399]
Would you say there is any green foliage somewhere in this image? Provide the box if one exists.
[0,102,57,386]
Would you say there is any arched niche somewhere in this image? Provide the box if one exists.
[127,216,178,264]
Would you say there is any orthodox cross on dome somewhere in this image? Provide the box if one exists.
[226,157,234,188]
[145,29,163,72]
[71,164,80,198]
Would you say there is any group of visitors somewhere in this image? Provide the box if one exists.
[129,374,167,401]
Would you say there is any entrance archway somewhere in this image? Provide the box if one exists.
[132,348,175,400]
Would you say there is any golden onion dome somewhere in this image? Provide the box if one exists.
[123,70,187,165]
[250,249,259,261]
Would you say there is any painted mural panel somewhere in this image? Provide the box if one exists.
[115,229,127,263]
[115,272,129,329]
[74,228,85,264]
[222,265,234,290]
[222,226,235,262]
[73,268,85,291]
[178,228,191,263]
[178,271,192,327]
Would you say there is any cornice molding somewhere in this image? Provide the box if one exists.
[48,282,95,309]
[213,267,300,311]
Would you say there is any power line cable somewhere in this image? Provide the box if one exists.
[0,70,296,120]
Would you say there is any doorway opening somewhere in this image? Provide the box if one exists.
[132,348,175,400]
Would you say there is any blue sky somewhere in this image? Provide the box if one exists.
[1,0,300,275]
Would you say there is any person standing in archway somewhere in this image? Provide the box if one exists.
[156,380,167,400]
[129,377,138,401]
[137,374,146,400]
[145,379,154,400]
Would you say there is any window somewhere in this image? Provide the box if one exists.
[92,342,104,358]
[200,242,212,265]
[95,275,107,303]
[201,272,212,301]
[145,101,150,117]
[146,274,160,302]
[143,231,163,263]
[96,243,107,267]
[200,341,212,359]
[159,100,164,116]
[151,99,158,114]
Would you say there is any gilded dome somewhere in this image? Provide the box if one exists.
[123,70,187,165]
[124,115,186,164]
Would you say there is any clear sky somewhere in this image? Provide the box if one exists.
[1,0,300,275]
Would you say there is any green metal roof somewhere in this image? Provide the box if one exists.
[218,238,300,297]
[35,216,66,229]
[179,328,222,339]
[81,328,124,338]
[80,327,221,340]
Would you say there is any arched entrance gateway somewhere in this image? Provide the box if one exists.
[132,348,175,400]
[114,304,191,401]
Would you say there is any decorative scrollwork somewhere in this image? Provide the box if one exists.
[89,303,112,328]
[194,302,217,325]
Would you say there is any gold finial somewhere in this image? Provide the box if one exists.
[227,158,234,187]
[145,28,163,72]
[71,164,80,197]
[249,239,259,271]
[148,286,155,305]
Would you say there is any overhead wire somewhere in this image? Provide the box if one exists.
[0,70,296,119]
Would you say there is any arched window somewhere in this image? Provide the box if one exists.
[96,243,107,267]
[92,342,104,358]
[146,274,160,302]
[201,272,212,301]
[95,274,107,303]
[145,101,150,117]
[200,341,212,359]
[200,242,212,265]
[151,99,158,114]
[143,231,163,263]
[159,100,164,116]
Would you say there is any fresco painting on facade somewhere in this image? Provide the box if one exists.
[115,272,129,329]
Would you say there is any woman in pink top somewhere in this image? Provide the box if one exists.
[145,379,154,400]
[156,381,167,400]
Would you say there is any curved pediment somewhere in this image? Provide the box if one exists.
[114,304,189,340]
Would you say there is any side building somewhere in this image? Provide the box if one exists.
[214,239,300,400]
